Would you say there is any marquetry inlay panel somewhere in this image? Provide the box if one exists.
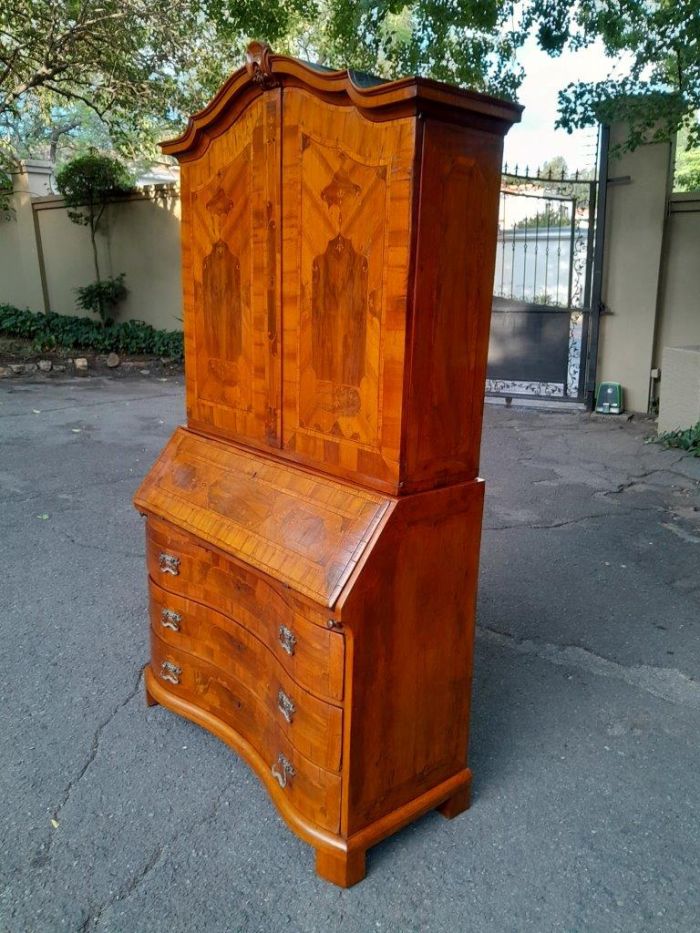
[281,89,414,488]
[182,93,282,447]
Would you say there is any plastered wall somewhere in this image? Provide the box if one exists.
[597,124,673,412]
[654,194,700,362]
[0,172,46,312]
[1,181,183,332]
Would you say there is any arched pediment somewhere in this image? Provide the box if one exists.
[161,41,522,160]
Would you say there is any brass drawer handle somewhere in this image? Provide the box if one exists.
[271,754,295,788]
[277,689,296,723]
[160,608,181,632]
[159,552,180,576]
[278,624,297,656]
[160,660,181,684]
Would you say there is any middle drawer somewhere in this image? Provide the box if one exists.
[149,580,343,772]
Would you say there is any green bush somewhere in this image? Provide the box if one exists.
[0,305,183,361]
[56,153,134,322]
[653,422,700,457]
[76,274,128,324]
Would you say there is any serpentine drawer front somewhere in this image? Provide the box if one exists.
[149,629,342,833]
[149,581,343,770]
[134,41,518,887]
[146,519,345,703]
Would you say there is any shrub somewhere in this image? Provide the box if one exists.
[76,274,128,324]
[55,153,134,323]
[653,422,700,457]
[0,305,183,361]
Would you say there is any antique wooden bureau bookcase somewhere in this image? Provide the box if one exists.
[134,42,520,887]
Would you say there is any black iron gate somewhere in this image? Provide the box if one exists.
[487,134,607,405]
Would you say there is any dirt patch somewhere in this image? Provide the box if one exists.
[0,337,183,379]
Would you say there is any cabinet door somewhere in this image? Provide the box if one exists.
[281,88,414,491]
[181,91,281,448]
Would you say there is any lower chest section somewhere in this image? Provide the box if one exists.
[145,517,345,834]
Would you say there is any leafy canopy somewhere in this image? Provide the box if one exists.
[55,153,133,220]
[524,1,700,151]
[1,1,698,174]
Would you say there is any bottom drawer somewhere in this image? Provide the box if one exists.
[150,582,343,770]
[150,629,341,834]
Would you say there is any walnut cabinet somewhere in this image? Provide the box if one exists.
[134,42,520,887]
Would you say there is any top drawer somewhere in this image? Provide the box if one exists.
[145,518,345,702]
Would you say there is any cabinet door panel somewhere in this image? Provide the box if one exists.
[282,89,414,491]
[182,92,281,447]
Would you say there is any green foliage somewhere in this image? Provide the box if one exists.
[0,165,10,212]
[75,274,128,325]
[2,0,699,171]
[0,305,184,360]
[522,1,700,152]
[515,202,571,229]
[674,128,700,192]
[0,1,215,171]
[306,1,525,99]
[55,153,133,217]
[653,422,700,457]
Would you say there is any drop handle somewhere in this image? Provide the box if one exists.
[160,660,181,685]
[277,689,296,723]
[278,625,297,656]
[271,754,295,788]
[160,608,181,632]
[159,552,180,576]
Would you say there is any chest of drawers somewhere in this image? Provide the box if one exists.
[134,42,519,885]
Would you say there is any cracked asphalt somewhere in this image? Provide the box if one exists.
[1,375,699,933]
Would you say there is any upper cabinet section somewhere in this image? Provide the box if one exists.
[163,43,522,494]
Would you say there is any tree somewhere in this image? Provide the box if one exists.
[515,202,571,229]
[540,156,569,180]
[1,2,529,177]
[2,1,698,180]
[55,153,133,323]
[295,1,525,99]
[0,1,322,175]
[522,1,700,150]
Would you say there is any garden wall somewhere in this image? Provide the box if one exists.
[654,193,700,360]
[0,166,183,331]
[597,127,700,413]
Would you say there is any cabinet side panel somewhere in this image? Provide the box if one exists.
[340,480,484,835]
[403,120,504,490]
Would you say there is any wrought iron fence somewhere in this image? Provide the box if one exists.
[488,163,601,402]
[494,164,597,310]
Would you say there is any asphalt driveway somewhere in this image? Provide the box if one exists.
[1,374,699,932]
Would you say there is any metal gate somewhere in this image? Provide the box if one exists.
[487,136,607,405]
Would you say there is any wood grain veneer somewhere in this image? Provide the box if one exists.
[135,41,520,886]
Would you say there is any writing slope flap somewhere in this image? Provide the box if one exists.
[134,427,392,607]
